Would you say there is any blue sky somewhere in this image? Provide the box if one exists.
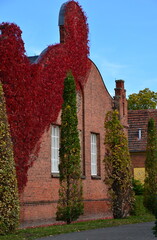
[1,0,157,97]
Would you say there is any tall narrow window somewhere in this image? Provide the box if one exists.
[79,130,85,175]
[138,128,142,140]
[51,125,60,173]
[91,133,97,176]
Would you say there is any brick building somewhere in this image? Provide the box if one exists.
[18,2,128,226]
[128,109,157,182]
[0,1,128,226]
[20,68,127,227]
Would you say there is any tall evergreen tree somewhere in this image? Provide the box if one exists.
[104,110,134,218]
[144,118,157,214]
[56,72,83,224]
[0,82,19,235]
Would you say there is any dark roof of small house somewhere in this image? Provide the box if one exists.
[128,109,157,152]
[28,56,39,63]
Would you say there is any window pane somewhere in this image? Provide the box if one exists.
[51,125,60,173]
[91,133,97,175]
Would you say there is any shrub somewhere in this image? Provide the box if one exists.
[0,82,19,235]
[56,72,83,224]
[144,118,157,215]
[132,179,144,195]
[104,110,135,219]
[131,196,149,216]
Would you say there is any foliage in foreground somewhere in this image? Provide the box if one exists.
[56,72,83,224]
[144,118,157,215]
[104,110,135,219]
[153,216,157,237]
[0,82,19,235]
[128,88,157,110]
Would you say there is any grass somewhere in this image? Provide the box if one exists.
[0,214,155,240]
[0,196,155,240]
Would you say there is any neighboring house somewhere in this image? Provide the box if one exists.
[128,109,157,182]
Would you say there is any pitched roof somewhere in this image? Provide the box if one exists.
[128,109,157,152]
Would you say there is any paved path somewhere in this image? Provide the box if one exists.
[36,222,156,240]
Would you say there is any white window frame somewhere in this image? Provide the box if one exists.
[51,125,60,173]
[138,128,142,140]
[91,133,97,176]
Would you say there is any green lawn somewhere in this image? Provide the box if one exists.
[0,214,155,240]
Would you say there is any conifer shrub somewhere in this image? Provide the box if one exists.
[131,196,149,216]
[0,82,19,235]
[144,118,157,215]
[131,180,147,216]
[132,179,144,196]
[104,110,135,219]
[56,72,83,224]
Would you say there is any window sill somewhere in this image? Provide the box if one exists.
[51,174,86,179]
[51,173,59,178]
[91,175,101,180]
[81,175,86,179]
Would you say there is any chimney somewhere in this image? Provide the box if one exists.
[115,79,125,97]
[114,79,128,130]
[58,2,67,43]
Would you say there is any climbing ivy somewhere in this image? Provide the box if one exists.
[0,0,90,192]
[104,110,134,218]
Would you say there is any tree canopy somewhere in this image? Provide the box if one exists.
[128,88,157,110]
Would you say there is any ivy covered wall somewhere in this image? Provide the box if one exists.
[0,1,90,192]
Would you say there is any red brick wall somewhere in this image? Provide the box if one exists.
[20,61,114,225]
[130,152,146,168]
[81,61,113,219]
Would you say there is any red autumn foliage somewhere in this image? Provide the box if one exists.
[0,1,91,192]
